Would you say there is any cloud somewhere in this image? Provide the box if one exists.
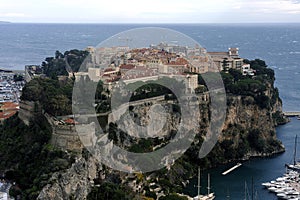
[0,12,26,17]
[0,0,299,23]
[232,0,300,14]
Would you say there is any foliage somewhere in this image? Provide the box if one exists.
[0,115,73,199]
[42,50,89,79]
[272,111,287,125]
[42,55,68,79]
[13,74,24,82]
[21,78,73,116]
[145,190,157,199]
[219,59,277,109]
[87,182,134,200]
[247,129,266,152]
[64,49,89,73]
[248,59,275,81]
[125,77,185,102]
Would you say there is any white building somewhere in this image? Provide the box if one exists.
[242,64,255,76]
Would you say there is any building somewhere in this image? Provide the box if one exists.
[188,55,212,73]
[24,65,43,82]
[0,102,19,122]
[208,48,244,71]
[242,64,255,76]
[0,69,14,81]
[150,42,187,55]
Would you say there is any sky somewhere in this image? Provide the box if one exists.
[0,0,300,23]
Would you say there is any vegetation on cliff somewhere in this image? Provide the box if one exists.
[21,78,73,116]
[0,115,74,199]
[42,49,89,79]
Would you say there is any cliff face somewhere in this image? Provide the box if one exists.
[220,94,286,159]
[37,156,99,200]
[33,80,287,200]
[106,87,286,171]
[30,62,288,199]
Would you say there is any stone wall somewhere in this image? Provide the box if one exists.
[44,114,83,152]
[18,100,41,125]
[50,125,83,152]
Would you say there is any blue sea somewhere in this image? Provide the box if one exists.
[0,23,299,199]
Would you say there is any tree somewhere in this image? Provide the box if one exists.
[228,68,242,82]
[55,50,63,59]
[95,80,104,100]
[13,74,24,82]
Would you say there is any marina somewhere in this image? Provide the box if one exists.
[184,118,300,200]
[262,170,300,199]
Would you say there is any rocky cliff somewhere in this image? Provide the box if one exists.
[37,156,99,200]
[11,58,288,199]
[35,79,288,200]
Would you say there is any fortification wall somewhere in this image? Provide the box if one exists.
[44,113,84,152]
[18,100,41,125]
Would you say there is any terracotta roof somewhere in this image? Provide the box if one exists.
[0,102,19,111]
[0,111,17,120]
[120,64,135,70]
[168,57,189,66]
[104,68,115,72]
[64,118,78,125]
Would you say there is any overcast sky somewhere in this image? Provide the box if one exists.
[0,0,300,23]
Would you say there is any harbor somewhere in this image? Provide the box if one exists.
[184,117,300,200]
[262,134,300,199]
[262,170,300,199]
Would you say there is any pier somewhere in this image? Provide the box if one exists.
[222,163,242,175]
[283,111,300,117]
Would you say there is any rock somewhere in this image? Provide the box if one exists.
[37,156,99,200]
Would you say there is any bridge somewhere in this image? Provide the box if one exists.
[283,111,300,117]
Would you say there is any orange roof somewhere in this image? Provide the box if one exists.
[0,111,17,120]
[104,68,115,72]
[0,102,19,111]
[64,118,78,125]
[120,64,135,70]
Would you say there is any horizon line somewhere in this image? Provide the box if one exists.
[2,21,300,25]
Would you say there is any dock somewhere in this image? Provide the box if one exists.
[283,111,300,117]
[222,163,242,175]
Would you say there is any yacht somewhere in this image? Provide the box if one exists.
[193,168,215,200]
[285,135,300,172]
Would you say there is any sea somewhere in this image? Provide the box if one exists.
[0,23,299,199]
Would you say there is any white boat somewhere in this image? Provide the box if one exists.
[262,182,274,188]
[276,177,288,182]
[268,186,279,193]
[275,187,294,194]
[285,190,300,195]
[277,192,288,199]
[285,135,300,172]
[193,168,215,200]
